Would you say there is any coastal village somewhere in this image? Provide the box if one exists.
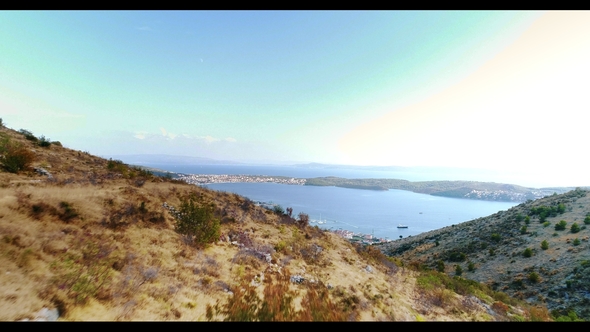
[178,173,306,186]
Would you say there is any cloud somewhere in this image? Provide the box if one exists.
[134,131,148,140]
[159,127,177,140]
[135,129,234,144]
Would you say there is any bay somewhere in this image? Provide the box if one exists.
[143,163,518,240]
[206,182,516,240]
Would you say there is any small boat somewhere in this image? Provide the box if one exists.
[397,224,408,228]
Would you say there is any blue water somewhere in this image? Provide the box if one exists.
[206,182,516,240]
[142,163,518,240]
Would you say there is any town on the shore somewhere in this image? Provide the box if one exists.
[178,173,306,186]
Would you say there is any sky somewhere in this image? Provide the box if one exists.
[1,10,589,187]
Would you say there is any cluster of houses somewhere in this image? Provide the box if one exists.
[178,173,306,186]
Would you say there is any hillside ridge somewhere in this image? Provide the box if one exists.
[0,124,555,321]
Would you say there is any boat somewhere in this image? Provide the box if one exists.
[397,224,408,228]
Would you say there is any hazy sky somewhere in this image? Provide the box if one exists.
[1,11,589,186]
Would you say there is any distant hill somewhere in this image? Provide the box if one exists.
[305,177,577,202]
[377,188,590,320]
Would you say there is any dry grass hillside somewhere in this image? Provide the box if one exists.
[380,188,590,321]
[0,124,552,321]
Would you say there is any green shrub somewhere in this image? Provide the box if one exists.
[436,260,445,273]
[584,216,590,225]
[541,240,549,250]
[273,205,285,215]
[528,272,540,283]
[573,238,581,246]
[175,194,220,248]
[555,220,567,231]
[18,129,37,141]
[38,135,51,148]
[543,221,550,228]
[523,248,533,258]
[467,262,475,272]
[491,233,501,242]
[571,223,580,233]
[520,225,527,235]
[455,265,463,276]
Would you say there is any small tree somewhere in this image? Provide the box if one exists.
[571,223,580,234]
[541,240,549,250]
[467,262,475,272]
[175,194,220,248]
[436,260,445,273]
[520,225,527,235]
[555,220,567,231]
[573,238,581,246]
[455,264,463,276]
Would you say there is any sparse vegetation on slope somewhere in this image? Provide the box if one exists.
[379,188,590,320]
[0,125,547,321]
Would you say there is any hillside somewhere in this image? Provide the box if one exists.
[378,189,590,321]
[0,124,552,321]
[305,177,575,202]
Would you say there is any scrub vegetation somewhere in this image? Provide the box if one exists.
[0,125,552,321]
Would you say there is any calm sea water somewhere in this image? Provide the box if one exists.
[143,163,518,239]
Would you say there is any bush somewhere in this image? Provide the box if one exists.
[541,240,549,250]
[455,265,463,276]
[491,233,501,242]
[555,220,567,231]
[584,216,590,225]
[573,238,581,246]
[0,142,35,173]
[523,248,533,258]
[528,272,540,283]
[38,135,51,148]
[19,129,37,141]
[175,194,220,248]
[571,223,580,233]
[273,205,285,215]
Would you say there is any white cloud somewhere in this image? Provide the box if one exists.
[224,137,237,142]
[134,131,148,140]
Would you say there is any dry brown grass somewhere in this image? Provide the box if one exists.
[0,125,538,321]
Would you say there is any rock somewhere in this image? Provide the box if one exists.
[290,275,305,284]
[365,265,373,273]
[33,307,59,321]
[34,167,53,179]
